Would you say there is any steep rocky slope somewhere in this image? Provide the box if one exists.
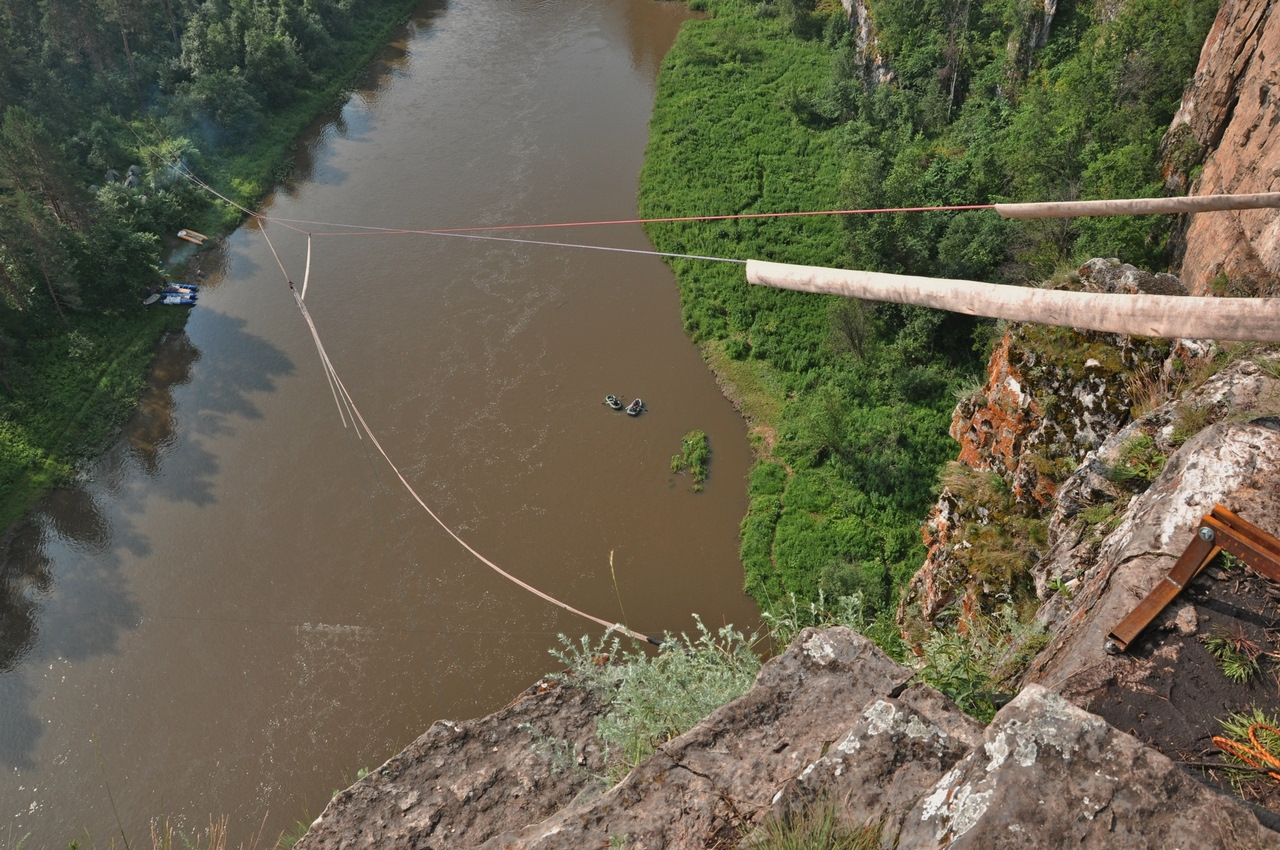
[297,628,1280,848]
[905,293,1280,815]
[1165,0,1280,296]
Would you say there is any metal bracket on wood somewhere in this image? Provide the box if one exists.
[1104,506,1280,654]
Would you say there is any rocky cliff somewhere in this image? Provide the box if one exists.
[1164,0,1280,296]
[297,628,1280,849]
[897,260,1209,642]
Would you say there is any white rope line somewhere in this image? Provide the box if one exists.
[413,228,746,264]
[286,286,660,645]
[301,233,313,300]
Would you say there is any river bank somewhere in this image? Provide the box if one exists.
[0,1,422,535]
[638,0,969,627]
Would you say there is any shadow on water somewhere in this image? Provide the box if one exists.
[0,315,294,769]
[124,331,201,479]
[0,510,136,771]
[182,310,295,436]
[0,523,51,675]
[280,1,448,195]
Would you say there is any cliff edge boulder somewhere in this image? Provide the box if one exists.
[298,628,1279,848]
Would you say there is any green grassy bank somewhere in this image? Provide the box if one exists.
[639,0,972,627]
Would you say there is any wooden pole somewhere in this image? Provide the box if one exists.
[994,192,1280,218]
[745,259,1280,342]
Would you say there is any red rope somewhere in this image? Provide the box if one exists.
[265,203,996,237]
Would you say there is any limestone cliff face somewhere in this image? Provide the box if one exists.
[841,0,1059,87]
[1164,0,1280,296]
[838,0,893,86]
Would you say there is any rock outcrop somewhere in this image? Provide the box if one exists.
[838,0,893,86]
[1164,0,1280,296]
[295,678,610,848]
[1025,415,1280,696]
[897,260,1210,639]
[299,628,1280,848]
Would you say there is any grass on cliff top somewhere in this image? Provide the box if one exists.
[749,804,883,850]
[552,617,763,782]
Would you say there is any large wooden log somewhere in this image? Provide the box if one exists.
[745,259,1280,341]
[994,192,1280,218]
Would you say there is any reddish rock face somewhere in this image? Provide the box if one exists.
[951,332,1050,506]
[1168,0,1280,296]
[900,261,1201,640]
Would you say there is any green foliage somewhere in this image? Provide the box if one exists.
[1079,501,1122,534]
[833,0,1217,279]
[543,598,909,786]
[1169,403,1213,446]
[1045,576,1075,600]
[761,591,905,658]
[670,429,711,491]
[938,462,1047,588]
[0,310,187,529]
[917,602,1049,723]
[1202,626,1262,685]
[1104,433,1167,489]
[0,0,420,528]
[551,618,762,780]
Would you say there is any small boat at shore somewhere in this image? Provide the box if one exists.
[177,229,207,245]
[604,394,623,410]
[625,398,644,416]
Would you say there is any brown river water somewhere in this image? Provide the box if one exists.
[0,0,760,843]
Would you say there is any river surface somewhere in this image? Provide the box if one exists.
[0,0,760,843]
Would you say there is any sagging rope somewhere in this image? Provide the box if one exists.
[284,279,664,647]
[165,162,667,646]
[1213,724,1280,783]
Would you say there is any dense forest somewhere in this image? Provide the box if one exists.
[638,0,1218,632]
[0,0,416,527]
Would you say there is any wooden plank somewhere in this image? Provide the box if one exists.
[994,192,1280,219]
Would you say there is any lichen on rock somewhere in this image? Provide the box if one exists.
[898,260,1212,643]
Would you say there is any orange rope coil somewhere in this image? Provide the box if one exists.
[1213,724,1280,783]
